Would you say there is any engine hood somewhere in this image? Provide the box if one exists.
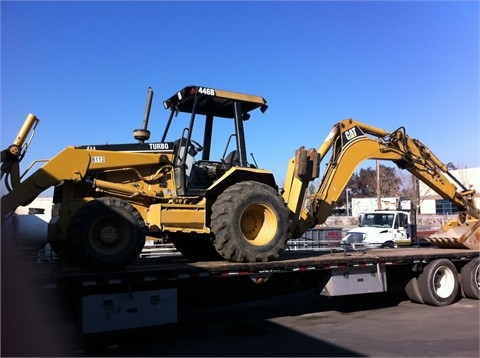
[346,227,391,243]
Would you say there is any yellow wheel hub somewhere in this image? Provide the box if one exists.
[240,204,277,246]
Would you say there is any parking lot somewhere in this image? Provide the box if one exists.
[75,289,479,357]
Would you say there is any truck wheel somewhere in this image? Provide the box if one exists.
[170,233,222,261]
[418,259,459,306]
[211,181,291,262]
[460,257,479,300]
[381,241,396,249]
[404,277,424,304]
[66,197,146,271]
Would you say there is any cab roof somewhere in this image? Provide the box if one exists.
[163,85,268,118]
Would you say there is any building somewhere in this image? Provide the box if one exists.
[350,197,409,217]
[350,167,480,217]
[418,167,480,215]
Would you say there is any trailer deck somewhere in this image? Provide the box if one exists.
[9,245,478,334]
[21,247,478,289]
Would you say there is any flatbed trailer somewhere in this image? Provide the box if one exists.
[13,246,479,334]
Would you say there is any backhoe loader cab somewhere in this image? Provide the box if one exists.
[160,86,268,195]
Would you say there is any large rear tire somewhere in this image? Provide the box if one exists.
[418,259,459,306]
[66,197,146,271]
[211,181,291,263]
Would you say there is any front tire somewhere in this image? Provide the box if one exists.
[66,197,146,271]
[381,241,396,249]
[211,181,291,263]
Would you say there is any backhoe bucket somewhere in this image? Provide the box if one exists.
[426,218,480,250]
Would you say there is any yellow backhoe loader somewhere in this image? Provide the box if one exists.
[2,86,479,270]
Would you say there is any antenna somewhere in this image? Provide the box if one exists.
[250,152,258,168]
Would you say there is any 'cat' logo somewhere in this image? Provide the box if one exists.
[342,126,365,147]
[345,128,358,140]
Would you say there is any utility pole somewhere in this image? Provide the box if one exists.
[376,160,381,209]
[346,188,351,216]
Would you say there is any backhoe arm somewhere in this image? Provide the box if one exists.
[283,118,479,238]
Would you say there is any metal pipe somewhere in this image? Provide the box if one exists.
[141,87,154,131]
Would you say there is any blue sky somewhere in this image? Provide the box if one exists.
[2,1,479,190]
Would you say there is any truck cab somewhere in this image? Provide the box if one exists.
[341,210,412,249]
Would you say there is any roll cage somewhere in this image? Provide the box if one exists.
[161,86,268,168]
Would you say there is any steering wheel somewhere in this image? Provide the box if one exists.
[190,139,203,152]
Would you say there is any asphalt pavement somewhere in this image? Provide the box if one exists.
[75,289,479,357]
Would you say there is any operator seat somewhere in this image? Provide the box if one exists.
[223,150,240,169]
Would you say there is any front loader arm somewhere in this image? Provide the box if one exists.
[1,148,91,217]
[283,118,479,237]
[1,114,90,218]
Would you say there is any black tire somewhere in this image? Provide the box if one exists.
[381,241,396,249]
[404,277,424,304]
[418,259,459,306]
[460,257,479,300]
[211,181,291,263]
[66,197,146,271]
[170,233,222,261]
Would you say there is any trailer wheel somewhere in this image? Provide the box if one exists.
[66,197,146,271]
[211,181,291,262]
[170,233,222,261]
[460,257,479,300]
[404,277,424,304]
[418,259,459,306]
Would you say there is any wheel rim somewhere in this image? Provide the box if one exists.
[432,266,456,298]
[240,203,277,246]
[89,215,130,255]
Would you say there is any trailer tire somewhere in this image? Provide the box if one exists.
[66,197,146,271]
[405,277,424,304]
[418,259,459,306]
[460,257,479,300]
[211,181,291,262]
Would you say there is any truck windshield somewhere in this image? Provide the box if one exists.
[360,213,395,228]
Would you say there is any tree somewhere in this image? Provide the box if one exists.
[306,163,420,214]
[397,170,421,212]
[446,162,457,170]
[347,164,401,196]
[335,164,403,210]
